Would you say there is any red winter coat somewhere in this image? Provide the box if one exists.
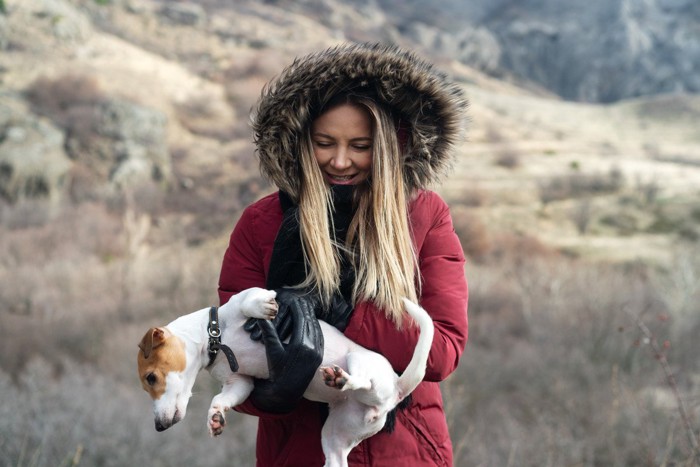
[218,189,468,467]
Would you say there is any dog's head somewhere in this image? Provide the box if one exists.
[137,327,193,432]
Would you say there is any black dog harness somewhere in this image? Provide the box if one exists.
[207,306,239,372]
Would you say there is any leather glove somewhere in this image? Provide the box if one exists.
[247,288,324,414]
[244,288,319,342]
[245,289,355,339]
[322,292,354,332]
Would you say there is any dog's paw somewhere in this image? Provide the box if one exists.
[208,411,226,437]
[321,365,348,390]
[241,288,278,320]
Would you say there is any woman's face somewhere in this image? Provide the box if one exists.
[311,103,373,186]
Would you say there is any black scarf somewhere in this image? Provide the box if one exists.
[266,185,410,433]
[266,185,356,305]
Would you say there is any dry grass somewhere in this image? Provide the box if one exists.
[448,249,700,466]
[1,189,698,466]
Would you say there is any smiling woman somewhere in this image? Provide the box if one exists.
[217,42,469,466]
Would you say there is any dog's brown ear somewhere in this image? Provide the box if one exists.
[138,327,166,359]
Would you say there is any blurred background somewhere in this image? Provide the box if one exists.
[1,0,699,465]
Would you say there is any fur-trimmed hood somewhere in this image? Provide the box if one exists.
[252,42,468,198]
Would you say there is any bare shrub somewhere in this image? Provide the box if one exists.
[636,177,661,205]
[111,180,165,219]
[538,173,571,205]
[0,311,108,377]
[164,170,265,245]
[458,185,488,207]
[0,359,258,466]
[486,124,521,169]
[0,198,53,229]
[229,139,259,174]
[25,73,105,131]
[601,211,640,235]
[494,147,521,169]
[222,53,284,117]
[174,96,244,142]
[486,231,556,265]
[451,205,491,261]
[538,166,626,206]
[448,248,700,466]
[570,198,593,234]
[25,74,113,188]
[66,162,102,203]
[0,201,123,266]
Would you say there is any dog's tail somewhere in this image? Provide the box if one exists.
[396,298,434,401]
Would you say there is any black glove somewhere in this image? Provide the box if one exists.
[247,288,324,414]
[244,288,319,342]
[322,292,354,332]
[245,289,355,340]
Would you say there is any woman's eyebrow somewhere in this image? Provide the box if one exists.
[311,133,372,142]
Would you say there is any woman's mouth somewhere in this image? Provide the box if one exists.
[325,173,357,184]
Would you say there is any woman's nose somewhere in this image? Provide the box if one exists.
[330,147,351,169]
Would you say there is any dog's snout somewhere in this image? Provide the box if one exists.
[155,409,182,432]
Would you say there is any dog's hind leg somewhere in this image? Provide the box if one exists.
[321,403,360,467]
[321,400,386,467]
[322,352,396,409]
[207,375,254,437]
[320,364,371,391]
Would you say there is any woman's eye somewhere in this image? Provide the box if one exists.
[353,145,370,151]
[315,141,333,147]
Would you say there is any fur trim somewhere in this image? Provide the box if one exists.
[252,42,468,197]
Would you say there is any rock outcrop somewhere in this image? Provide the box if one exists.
[386,0,700,102]
[0,95,71,203]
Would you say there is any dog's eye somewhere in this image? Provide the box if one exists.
[145,372,157,386]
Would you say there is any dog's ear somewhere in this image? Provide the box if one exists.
[138,327,167,359]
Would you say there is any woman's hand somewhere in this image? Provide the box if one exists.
[322,293,354,331]
[245,288,354,339]
[246,288,324,414]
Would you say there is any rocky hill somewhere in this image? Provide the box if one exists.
[378,0,700,102]
[2,0,700,259]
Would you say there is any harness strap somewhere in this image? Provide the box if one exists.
[207,306,239,372]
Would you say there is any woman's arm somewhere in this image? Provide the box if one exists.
[218,200,295,419]
[218,206,268,305]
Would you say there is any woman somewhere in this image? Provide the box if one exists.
[218,42,468,467]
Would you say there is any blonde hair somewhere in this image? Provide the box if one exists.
[296,97,419,326]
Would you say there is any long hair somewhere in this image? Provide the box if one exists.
[297,96,419,326]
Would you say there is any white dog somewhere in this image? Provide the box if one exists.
[137,287,434,467]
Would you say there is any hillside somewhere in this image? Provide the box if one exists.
[1,1,699,466]
[378,0,700,102]
[3,0,699,262]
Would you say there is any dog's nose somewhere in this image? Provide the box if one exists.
[155,419,170,432]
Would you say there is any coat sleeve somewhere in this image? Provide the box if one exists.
[344,193,468,382]
[218,206,268,305]
[218,200,299,419]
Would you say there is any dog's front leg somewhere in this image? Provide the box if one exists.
[238,287,278,319]
[207,374,254,437]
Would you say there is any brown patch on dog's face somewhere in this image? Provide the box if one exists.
[137,327,186,400]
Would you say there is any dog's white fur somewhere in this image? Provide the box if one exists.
[137,287,434,467]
